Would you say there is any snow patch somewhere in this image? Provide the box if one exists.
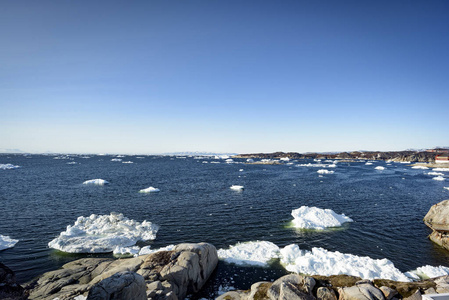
[0,235,19,250]
[217,241,280,266]
[48,213,159,253]
[291,206,353,230]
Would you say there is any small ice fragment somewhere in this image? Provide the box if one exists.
[317,169,334,174]
[375,166,385,170]
[111,158,122,162]
[433,176,445,181]
[139,187,160,193]
[83,179,109,185]
[230,185,244,191]
[217,241,280,266]
[412,166,429,169]
[138,244,175,256]
[406,265,449,279]
[0,163,20,170]
[0,235,19,250]
[113,245,141,257]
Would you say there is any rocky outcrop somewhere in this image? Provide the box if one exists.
[217,274,449,300]
[26,242,218,300]
[424,200,449,251]
[0,262,26,300]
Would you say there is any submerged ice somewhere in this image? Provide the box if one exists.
[48,213,159,253]
[291,206,353,230]
[0,235,19,250]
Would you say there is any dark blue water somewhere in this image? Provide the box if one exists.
[1,154,448,296]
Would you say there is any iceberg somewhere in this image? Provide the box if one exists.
[280,157,290,161]
[83,179,109,185]
[217,241,280,266]
[246,158,254,163]
[0,163,20,170]
[138,244,175,256]
[405,265,449,280]
[444,187,449,190]
[280,244,410,282]
[230,185,244,191]
[139,186,160,193]
[434,168,449,172]
[291,206,353,230]
[433,176,445,181]
[412,166,429,169]
[375,166,385,170]
[48,213,159,253]
[317,169,334,174]
[0,235,19,250]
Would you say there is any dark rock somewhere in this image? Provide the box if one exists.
[424,200,449,251]
[0,262,27,300]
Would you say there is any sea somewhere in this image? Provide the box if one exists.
[1,154,449,299]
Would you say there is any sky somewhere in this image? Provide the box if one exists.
[1,0,448,154]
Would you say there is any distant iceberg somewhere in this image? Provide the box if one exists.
[111,158,122,162]
[365,162,373,165]
[412,166,429,169]
[0,163,20,170]
[433,176,445,181]
[375,166,385,170]
[291,206,353,230]
[0,235,19,250]
[217,241,280,267]
[139,186,160,193]
[83,179,109,185]
[428,172,444,176]
[48,213,159,253]
[280,244,410,282]
[246,158,254,163]
[317,169,334,174]
[122,161,133,164]
[230,185,244,191]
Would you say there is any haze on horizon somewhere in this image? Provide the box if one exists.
[1,1,448,155]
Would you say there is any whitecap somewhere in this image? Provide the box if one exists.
[279,244,410,282]
[83,179,109,185]
[0,163,20,170]
[0,235,19,250]
[48,213,159,253]
[317,169,334,174]
[291,206,353,230]
[217,241,280,266]
[139,186,160,193]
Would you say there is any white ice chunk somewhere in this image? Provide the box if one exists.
[291,206,353,230]
[226,159,234,163]
[434,168,449,172]
[113,245,141,257]
[280,244,410,282]
[406,265,449,279]
[428,172,445,176]
[217,241,280,266]
[0,235,19,250]
[412,166,429,169]
[375,166,385,170]
[317,169,334,174]
[297,163,328,168]
[122,161,133,164]
[48,213,159,253]
[433,176,445,181]
[444,187,449,190]
[83,179,109,185]
[230,185,244,191]
[111,158,122,162]
[138,244,175,256]
[365,162,373,165]
[280,157,290,161]
[246,159,254,163]
[139,187,160,193]
[0,163,20,170]
[327,164,337,168]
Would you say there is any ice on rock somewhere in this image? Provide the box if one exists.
[83,179,109,185]
[217,241,280,267]
[279,244,410,282]
[405,265,449,279]
[0,235,19,250]
[375,166,385,170]
[0,163,20,170]
[230,185,244,191]
[48,213,159,253]
[317,169,335,174]
[291,206,353,230]
[139,186,160,193]
[433,176,445,181]
[138,244,175,256]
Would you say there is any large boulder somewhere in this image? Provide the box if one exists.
[424,200,449,251]
[26,242,218,300]
[86,271,146,300]
[338,281,385,300]
[0,262,26,300]
[267,274,316,300]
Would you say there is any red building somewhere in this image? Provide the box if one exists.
[435,155,449,163]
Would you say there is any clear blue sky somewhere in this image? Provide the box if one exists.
[1,0,448,154]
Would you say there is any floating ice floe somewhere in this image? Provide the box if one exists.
[433,176,445,181]
[67,161,78,165]
[317,169,334,174]
[48,213,159,253]
[365,162,373,165]
[83,179,109,185]
[217,241,280,267]
[225,159,234,163]
[0,163,20,170]
[246,159,254,163]
[280,157,290,161]
[405,265,449,280]
[327,164,337,168]
[230,185,244,191]
[291,206,353,230]
[138,244,175,256]
[434,168,449,172]
[375,166,385,170]
[412,166,429,169]
[428,172,444,176]
[139,187,160,193]
[297,163,328,168]
[444,187,449,190]
[239,169,244,172]
[280,244,410,282]
[111,158,122,162]
[122,161,133,164]
[0,235,19,250]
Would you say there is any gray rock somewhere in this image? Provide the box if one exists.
[267,274,316,300]
[424,287,437,294]
[424,200,449,251]
[247,281,272,300]
[87,271,146,300]
[0,262,26,300]
[317,287,337,300]
[379,286,398,300]
[216,290,247,300]
[403,289,422,300]
[435,275,449,293]
[338,282,385,300]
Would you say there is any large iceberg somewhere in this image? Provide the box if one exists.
[280,244,410,282]
[291,206,353,230]
[83,179,109,185]
[48,213,159,253]
[0,163,20,170]
[0,235,19,250]
[217,241,280,266]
